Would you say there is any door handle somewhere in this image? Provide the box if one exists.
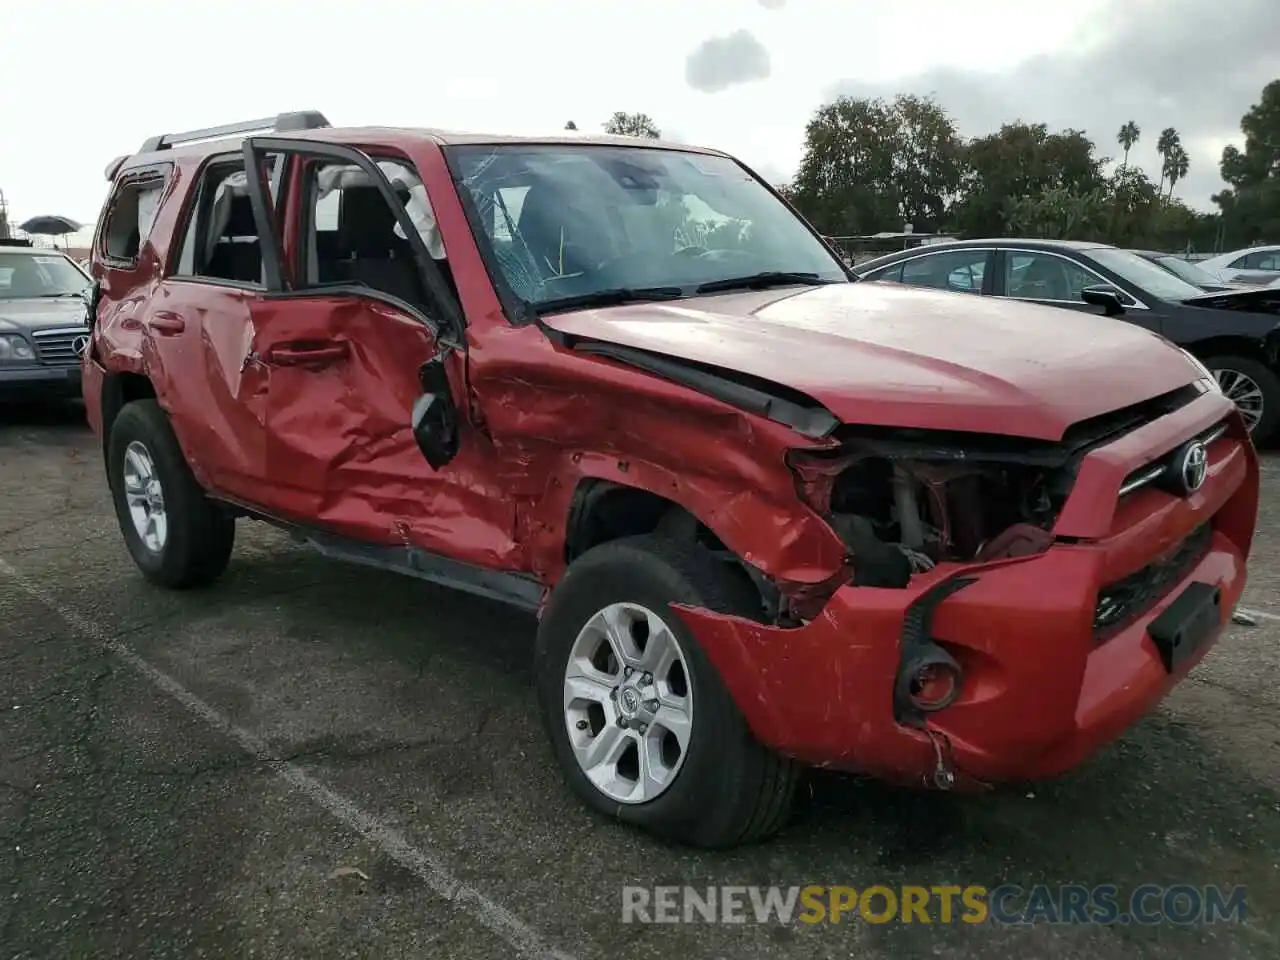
[265,342,350,367]
[146,311,186,334]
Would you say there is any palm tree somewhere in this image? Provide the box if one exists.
[1156,127,1180,194]
[1116,121,1141,173]
[1163,144,1190,199]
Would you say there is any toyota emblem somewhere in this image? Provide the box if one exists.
[71,334,90,357]
[1173,440,1208,495]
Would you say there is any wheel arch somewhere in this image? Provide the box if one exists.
[1182,335,1274,367]
[100,371,158,460]
[554,462,846,621]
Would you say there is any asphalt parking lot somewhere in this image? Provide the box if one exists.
[1,402,1278,960]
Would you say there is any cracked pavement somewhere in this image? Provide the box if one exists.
[1,400,1278,959]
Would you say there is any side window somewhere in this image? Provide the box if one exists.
[1241,250,1280,270]
[897,251,987,294]
[300,158,450,308]
[1004,252,1099,302]
[101,177,166,263]
[864,263,904,283]
[172,156,281,285]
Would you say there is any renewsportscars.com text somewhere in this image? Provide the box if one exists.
[621,884,1248,926]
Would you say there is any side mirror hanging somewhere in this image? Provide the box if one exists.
[410,356,460,469]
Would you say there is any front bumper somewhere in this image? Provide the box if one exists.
[0,364,82,400]
[675,390,1258,787]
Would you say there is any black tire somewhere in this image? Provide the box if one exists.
[535,534,799,848]
[106,399,235,589]
[1201,353,1280,446]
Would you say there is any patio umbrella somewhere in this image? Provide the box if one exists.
[18,215,83,236]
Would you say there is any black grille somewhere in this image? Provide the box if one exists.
[31,328,86,366]
[1093,524,1213,640]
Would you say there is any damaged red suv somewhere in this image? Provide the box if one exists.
[84,112,1259,848]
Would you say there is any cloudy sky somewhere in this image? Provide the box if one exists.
[4,0,1273,245]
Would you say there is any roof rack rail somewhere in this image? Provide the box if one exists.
[138,110,330,153]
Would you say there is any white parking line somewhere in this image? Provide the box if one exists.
[1235,605,1280,623]
[0,557,578,960]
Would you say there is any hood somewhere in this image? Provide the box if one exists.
[543,282,1204,441]
[1182,285,1280,316]
[0,296,91,333]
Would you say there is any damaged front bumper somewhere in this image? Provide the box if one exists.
[673,391,1257,788]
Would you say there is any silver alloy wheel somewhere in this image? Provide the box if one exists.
[122,440,168,553]
[563,602,694,804]
[1211,367,1264,433]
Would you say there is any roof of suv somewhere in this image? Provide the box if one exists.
[116,124,725,179]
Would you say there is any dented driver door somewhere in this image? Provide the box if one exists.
[237,137,519,567]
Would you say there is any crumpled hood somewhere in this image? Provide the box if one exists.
[0,297,90,333]
[542,282,1204,441]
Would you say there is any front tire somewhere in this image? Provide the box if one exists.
[106,399,235,588]
[535,535,798,848]
[1204,354,1280,446]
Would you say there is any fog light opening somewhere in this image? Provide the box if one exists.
[896,644,964,718]
[910,662,961,712]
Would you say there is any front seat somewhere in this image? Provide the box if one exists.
[337,186,424,305]
[1017,258,1067,300]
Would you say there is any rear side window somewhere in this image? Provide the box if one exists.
[171,154,283,286]
[101,176,167,263]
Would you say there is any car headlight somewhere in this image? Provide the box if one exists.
[1182,349,1222,393]
[0,334,36,363]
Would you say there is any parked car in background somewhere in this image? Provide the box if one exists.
[0,238,92,402]
[854,239,1280,443]
[1129,249,1251,293]
[1196,245,1280,287]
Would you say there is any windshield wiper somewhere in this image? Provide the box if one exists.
[35,292,86,299]
[695,272,837,294]
[532,286,685,315]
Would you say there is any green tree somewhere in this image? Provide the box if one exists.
[791,94,964,235]
[1214,79,1280,244]
[950,122,1106,237]
[1107,166,1164,244]
[564,120,578,131]
[603,112,660,138]
[1005,184,1111,240]
[1155,127,1181,195]
[1162,143,1190,199]
[1117,120,1141,173]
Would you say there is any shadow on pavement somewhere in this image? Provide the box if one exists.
[0,399,89,432]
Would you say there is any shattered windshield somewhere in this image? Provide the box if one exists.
[0,252,90,300]
[447,144,847,309]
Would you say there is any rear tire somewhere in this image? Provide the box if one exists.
[107,399,235,588]
[1203,354,1280,446]
[535,534,798,848]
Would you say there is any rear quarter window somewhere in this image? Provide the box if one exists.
[99,172,170,264]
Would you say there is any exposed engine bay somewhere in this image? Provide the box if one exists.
[791,451,1068,591]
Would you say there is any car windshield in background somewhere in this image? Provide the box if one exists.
[0,252,90,300]
[446,144,848,310]
[1152,255,1223,288]
[1088,248,1204,302]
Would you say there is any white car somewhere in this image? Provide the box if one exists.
[1196,245,1280,286]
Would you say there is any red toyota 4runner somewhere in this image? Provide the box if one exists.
[84,112,1259,848]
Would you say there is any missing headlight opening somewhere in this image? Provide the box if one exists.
[789,445,1066,590]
